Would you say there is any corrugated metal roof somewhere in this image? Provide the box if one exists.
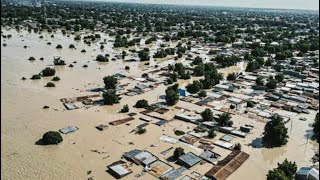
[178,152,202,167]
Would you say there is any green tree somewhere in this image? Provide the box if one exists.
[102,89,119,105]
[103,76,117,89]
[186,80,203,94]
[267,159,297,180]
[216,113,233,127]
[41,67,56,76]
[276,159,297,179]
[165,88,179,106]
[198,90,207,97]
[266,79,278,89]
[247,101,255,108]
[120,104,129,113]
[227,73,237,81]
[267,168,289,180]
[256,77,265,86]
[42,131,63,145]
[275,74,284,82]
[233,143,241,150]
[208,129,216,138]
[263,114,288,147]
[136,127,146,134]
[135,99,149,108]
[96,54,108,62]
[173,147,185,160]
[201,108,214,121]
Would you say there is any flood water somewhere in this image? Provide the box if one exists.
[1,28,317,180]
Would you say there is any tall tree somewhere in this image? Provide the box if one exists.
[263,114,288,147]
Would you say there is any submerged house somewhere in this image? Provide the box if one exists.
[205,151,250,180]
[107,160,133,179]
[177,152,202,168]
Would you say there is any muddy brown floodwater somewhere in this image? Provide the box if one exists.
[1,29,318,180]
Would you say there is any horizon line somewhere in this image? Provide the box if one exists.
[65,0,320,11]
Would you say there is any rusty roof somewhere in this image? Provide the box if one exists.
[205,151,250,180]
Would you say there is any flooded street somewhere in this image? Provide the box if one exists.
[1,29,318,180]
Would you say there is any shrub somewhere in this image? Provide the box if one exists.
[42,131,63,145]
[56,44,62,49]
[227,73,237,81]
[173,147,185,160]
[74,35,81,40]
[233,143,241,150]
[247,101,255,108]
[198,90,207,97]
[83,64,88,68]
[45,82,55,87]
[28,56,36,60]
[136,127,146,134]
[69,44,75,48]
[41,67,56,76]
[125,66,130,70]
[96,54,108,62]
[175,130,185,136]
[208,129,216,138]
[69,64,74,67]
[194,125,207,133]
[31,74,41,80]
[81,49,86,52]
[52,76,60,81]
[230,104,236,109]
[135,99,149,108]
[100,45,104,49]
[120,105,129,113]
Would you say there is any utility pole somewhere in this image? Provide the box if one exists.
[305,132,309,154]
[290,118,293,135]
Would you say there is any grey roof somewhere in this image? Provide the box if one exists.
[123,149,141,160]
[161,167,187,180]
[200,150,221,164]
[296,167,312,176]
[178,152,202,168]
[59,126,79,134]
[135,84,149,89]
[134,151,158,165]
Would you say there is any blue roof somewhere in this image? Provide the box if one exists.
[296,167,312,175]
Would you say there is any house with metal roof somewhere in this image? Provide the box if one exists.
[177,152,202,168]
[107,160,133,179]
[134,151,158,166]
[200,150,221,164]
[148,160,174,178]
[160,167,187,180]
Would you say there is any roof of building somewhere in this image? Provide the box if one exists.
[148,160,174,178]
[220,134,235,142]
[160,167,187,180]
[205,151,250,180]
[134,151,158,165]
[123,149,142,160]
[59,126,79,134]
[213,140,233,149]
[200,150,221,164]
[178,152,202,168]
